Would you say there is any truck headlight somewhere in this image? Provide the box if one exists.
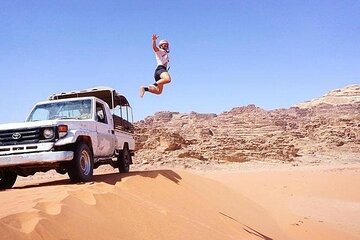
[58,125,68,138]
[43,128,55,139]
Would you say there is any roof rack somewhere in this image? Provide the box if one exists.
[49,86,130,109]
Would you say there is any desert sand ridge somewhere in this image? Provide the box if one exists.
[0,170,288,240]
[1,164,360,240]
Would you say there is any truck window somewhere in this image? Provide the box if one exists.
[27,99,92,122]
[96,102,107,124]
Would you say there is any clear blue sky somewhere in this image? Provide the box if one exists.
[0,0,359,123]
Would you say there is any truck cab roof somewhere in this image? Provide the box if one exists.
[48,86,130,109]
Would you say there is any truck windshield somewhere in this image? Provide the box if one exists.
[27,99,92,122]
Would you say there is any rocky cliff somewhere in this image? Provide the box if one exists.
[134,85,360,166]
[296,85,360,108]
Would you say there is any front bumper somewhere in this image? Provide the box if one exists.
[0,151,74,167]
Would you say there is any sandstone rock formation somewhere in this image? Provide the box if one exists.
[296,85,360,108]
[134,85,360,165]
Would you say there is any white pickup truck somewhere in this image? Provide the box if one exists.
[0,87,135,189]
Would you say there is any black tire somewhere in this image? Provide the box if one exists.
[118,145,131,173]
[68,142,94,182]
[0,170,17,190]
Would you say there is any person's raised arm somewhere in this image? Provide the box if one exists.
[152,34,159,52]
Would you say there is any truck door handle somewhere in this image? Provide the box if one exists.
[111,130,115,134]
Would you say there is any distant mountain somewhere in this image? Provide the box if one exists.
[296,85,360,108]
[134,85,360,166]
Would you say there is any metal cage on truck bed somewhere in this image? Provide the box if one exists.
[49,86,134,132]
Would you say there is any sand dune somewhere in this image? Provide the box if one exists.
[0,164,359,240]
[205,165,360,240]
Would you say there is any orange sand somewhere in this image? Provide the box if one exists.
[0,163,359,240]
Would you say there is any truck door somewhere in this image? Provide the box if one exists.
[95,101,115,157]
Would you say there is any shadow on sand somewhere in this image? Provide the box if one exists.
[219,212,274,240]
[11,169,182,190]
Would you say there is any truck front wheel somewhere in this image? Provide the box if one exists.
[118,145,131,173]
[68,143,94,182]
[0,170,17,190]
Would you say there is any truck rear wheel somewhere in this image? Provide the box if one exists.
[118,145,131,173]
[0,170,17,190]
[68,143,94,182]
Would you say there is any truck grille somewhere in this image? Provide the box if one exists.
[0,128,41,146]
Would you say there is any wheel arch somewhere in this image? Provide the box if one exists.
[76,135,93,155]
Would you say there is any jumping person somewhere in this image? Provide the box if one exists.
[140,34,171,97]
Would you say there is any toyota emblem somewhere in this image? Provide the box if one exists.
[12,132,22,140]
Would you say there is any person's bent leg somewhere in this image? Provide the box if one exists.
[154,72,171,85]
[156,84,164,94]
[148,84,163,95]
[140,84,162,97]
